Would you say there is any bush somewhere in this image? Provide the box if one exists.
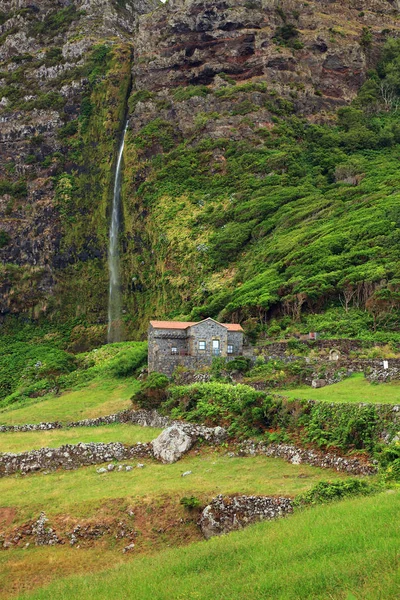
[180,496,202,511]
[294,479,377,507]
[164,382,272,437]
[109,343,148,377]
[132,372,170,410]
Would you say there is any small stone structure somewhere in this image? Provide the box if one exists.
[199,495,293,539]
[148,318,251,376]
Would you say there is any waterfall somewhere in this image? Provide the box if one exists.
[107,120,128,343]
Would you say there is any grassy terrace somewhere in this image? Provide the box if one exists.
[0,377,138,426]
[0,452,347,521]
[284,373,400,404]
[0,450,353,598]
[0,423,161,454]
[14,490,400,600]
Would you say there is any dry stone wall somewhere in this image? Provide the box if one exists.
[199,495,293,539]
[237,441,378,475]
[0,441,152,476]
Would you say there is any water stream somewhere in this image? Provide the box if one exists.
[107,120,128,343]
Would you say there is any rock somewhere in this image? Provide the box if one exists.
[199,495,293,539]
[151,426,194,464]
[96,467,107,474]
[123,542,135,553]
[181,470,192,477]
[136,463,145,468]
[125,465,133,471]
[107,463,115,471]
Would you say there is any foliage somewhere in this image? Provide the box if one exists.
[294,479,378,507]
[379,440,400,481]
[164,382,271,437]
[179,496,202,510]
[108,342,148,377]
[0,230,10,248]
[30,6,82,37]
[133,372,170,410]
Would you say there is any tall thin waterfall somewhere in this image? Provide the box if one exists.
[107,120,128,343]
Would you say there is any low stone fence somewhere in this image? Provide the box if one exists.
[0,420,227,476]
[237,441,378,475]
[199,494,293,539]
[0,441,153,476]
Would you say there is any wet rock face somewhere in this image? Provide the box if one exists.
[199,494,293,539]
[0,0,156,317]
[134,0,394,104]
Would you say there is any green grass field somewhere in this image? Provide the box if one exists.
[14,490,400,600]
[0,377,138,426]
[0,452,346,521]
[285,373,400,404]
[0,423,161,454]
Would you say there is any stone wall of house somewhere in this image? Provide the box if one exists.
[188,320,228,357]
[227,331,244,356]
[148,325,189,373]
[148,321,246,375]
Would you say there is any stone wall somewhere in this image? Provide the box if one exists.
[0,442,152,476]
[237,441,378,475]
[199,495,293,539]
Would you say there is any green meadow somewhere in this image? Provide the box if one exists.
[15,490,400,600]
[285,373,400,404]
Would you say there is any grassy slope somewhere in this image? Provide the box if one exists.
[0,423,161,454]
[16,490,400,600]
[0,377,138,425]
[285,373,400,404]
[0,453,346,521]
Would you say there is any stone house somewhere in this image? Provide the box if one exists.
[148,318,247,376]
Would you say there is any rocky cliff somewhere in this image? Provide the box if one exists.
[1,0,400,339]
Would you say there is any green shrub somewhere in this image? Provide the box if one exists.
[180,496,202,511]
[133,372,170,410]
[0,231,10,248]
[109,343,148,377]
[164,382,271,437]
[294,479,377,507]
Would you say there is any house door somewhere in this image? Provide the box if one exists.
[212,340,220,356]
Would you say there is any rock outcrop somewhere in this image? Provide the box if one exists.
[199,494,293,539]
[152,423,227,463]
[151,425,194,464]
[0,0,398,324]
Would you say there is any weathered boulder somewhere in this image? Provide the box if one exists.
[151,426,194,464]
[199,495,293,539]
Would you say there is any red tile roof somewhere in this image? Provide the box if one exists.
[150,319,243,332]
[150,321,196,330]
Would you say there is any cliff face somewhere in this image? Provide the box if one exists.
[1,0,400,335]
[0,0,153,317]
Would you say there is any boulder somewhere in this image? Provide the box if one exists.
[151,426,194,464]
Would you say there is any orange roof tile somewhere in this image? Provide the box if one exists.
[150,320,196,330]
[150,320,243,332]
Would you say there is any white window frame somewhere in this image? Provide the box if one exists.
[227,345,234,354]
[171,347,178,355]
[198,340,206,351]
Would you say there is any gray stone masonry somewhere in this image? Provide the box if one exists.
[148,318,247,376]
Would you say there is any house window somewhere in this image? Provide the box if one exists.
[171,347,178,355]
[212,340,220,356]
[198,341,206,351]
[227,345,234,354]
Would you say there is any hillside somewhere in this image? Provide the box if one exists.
[2,0,400,342]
